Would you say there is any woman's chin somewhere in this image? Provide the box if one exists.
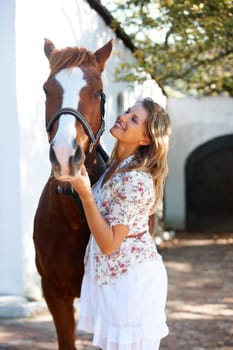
[110,126,119,139]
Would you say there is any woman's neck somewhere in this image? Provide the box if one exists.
[114,144,137,164]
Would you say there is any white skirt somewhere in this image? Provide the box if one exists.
[78,239,169,350]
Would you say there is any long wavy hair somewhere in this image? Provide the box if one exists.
[110,98,171,210]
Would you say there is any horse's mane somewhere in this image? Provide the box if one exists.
[49,47,98,77]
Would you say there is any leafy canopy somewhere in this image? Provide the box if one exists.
[102,0,233,96]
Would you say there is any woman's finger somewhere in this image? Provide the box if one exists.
[81,164,87,176]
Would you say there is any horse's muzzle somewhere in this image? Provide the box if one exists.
[49,145,61,174]
[49,142,83,178]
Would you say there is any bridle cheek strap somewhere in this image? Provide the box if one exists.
[46,92,106,153]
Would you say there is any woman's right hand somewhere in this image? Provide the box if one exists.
[67,165,93,201]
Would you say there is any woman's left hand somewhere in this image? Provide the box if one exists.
[67,164,92,200]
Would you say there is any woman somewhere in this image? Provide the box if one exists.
[68,97,171,350]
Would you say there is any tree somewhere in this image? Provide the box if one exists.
[102,0,233,96]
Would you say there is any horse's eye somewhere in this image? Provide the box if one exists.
[43,83,48,96]
[94,90,102,99]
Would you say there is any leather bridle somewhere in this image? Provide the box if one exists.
[46,91,106,153]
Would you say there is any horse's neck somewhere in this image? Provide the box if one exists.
[85,151,99,185]
[85,146,109,184]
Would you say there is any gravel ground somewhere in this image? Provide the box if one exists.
[0,232,233,350]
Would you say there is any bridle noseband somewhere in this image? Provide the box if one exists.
[46,91,106,153]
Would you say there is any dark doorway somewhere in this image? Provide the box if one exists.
[186,135,233,232]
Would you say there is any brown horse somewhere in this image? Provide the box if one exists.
[33,38,113,350]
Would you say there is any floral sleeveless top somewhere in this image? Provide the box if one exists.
[84,155,160,285]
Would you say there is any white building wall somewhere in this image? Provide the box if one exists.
[165,96,233,230]
[0,0,164,298]
[0,0,24,295]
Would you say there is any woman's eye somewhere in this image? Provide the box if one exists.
[132,116,138,123]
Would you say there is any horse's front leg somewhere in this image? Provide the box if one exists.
[41,277,77,350]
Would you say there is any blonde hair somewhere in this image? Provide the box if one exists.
[110,98,171,210]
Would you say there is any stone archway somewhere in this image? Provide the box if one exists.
[185,134,233,232]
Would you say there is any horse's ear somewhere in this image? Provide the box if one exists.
[44,38,56,59]
[94,39,114,72]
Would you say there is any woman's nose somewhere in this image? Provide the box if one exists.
[119,112,127,121]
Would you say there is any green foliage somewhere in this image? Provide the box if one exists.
[102,0,233,96]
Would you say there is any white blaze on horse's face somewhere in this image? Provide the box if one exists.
[51,67,86,176]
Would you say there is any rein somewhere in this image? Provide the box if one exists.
[46,91,106,153]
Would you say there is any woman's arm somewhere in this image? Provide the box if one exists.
[68,166,129,255]
[149,214,156,236]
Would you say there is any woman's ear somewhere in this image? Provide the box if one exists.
[140,136,151,146]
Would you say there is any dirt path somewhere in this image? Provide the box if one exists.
[0,233,233,350]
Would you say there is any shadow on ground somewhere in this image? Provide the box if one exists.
[159,233,233,350]
[0,233,233,350]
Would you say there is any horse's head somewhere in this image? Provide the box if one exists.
[43,39,113,179]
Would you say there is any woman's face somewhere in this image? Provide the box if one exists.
[110,103,150,146]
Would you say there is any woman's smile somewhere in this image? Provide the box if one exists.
[113,119,126,131]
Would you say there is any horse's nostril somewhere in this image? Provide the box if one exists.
[72,139,77,150]
[49,145,60,171]
[73,144,82,165]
